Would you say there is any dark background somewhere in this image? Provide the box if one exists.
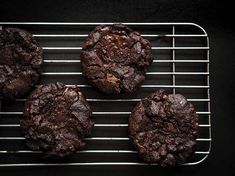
[0,0,234,175]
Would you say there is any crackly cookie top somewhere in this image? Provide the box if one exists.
[81,24,153,94]
[0,27,43,100]
[129,89,198,166]
[21,82,93,157]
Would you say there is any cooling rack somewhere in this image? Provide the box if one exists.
[0,22,211,167]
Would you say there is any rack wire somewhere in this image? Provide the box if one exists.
[0,22,211,167]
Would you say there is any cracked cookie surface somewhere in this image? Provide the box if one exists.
[129,90,198,166]
[81,24,153,94]
[21,82,94,157]
[0,27,43,100]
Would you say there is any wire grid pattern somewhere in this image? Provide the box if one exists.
[0,22,211,167]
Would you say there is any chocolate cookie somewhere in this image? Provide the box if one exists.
[0,27,43,100]
[21,82,94,157]
[81,24,153,94]
[129,90,198,166]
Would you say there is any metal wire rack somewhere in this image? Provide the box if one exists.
[0,22,211,167]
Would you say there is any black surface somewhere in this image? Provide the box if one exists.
[0,0,234,175]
